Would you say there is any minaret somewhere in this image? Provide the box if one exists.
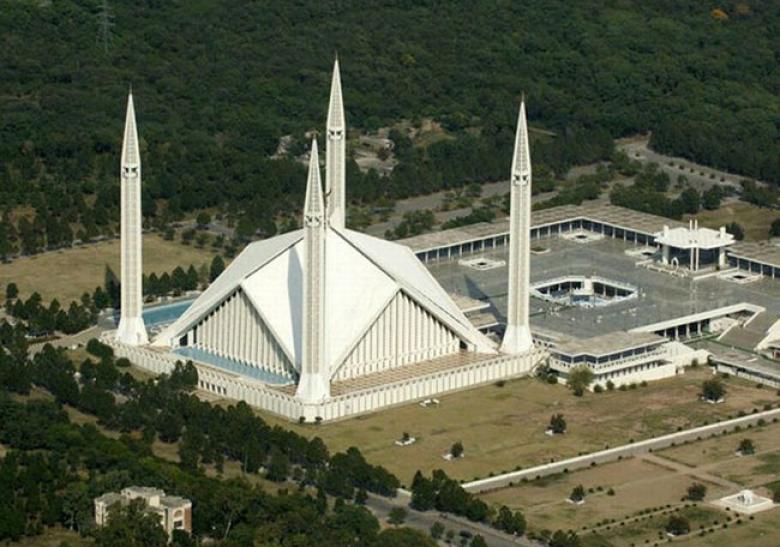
[296,139,330,404]
[501,100,533,354]
[116,91,149,346]
[325,58,346,229]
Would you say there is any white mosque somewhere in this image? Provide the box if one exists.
[108,60,542,422]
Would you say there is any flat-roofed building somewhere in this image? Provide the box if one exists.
[94,486,192,540]
[655,220,734,272]
[548,331,706,389]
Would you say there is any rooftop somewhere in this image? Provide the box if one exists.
[729,240,780,268]
[552,331,666,357]
[655,222,734,249]
[428,236,780,339]
[399,203,686,253]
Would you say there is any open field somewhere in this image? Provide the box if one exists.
[658,421,780,489]
[479,421,780,546]
[0,234,219,303]
[481,458,711,532]
[687,201,777,241]
[260,367,778,485]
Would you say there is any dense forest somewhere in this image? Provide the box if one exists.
[1,0,778,251]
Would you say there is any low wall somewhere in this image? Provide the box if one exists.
[105,334,545,423]
[463,406,780,493]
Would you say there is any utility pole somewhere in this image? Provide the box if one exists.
[96,0,114,55]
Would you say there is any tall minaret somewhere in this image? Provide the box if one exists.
[501,100,533,354]
[325,58,346,229]
[116,91,149,346]
[296,139,330,404]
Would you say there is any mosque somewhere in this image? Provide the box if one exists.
[108,60,542,422]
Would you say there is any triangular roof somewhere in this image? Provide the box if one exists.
[155,228,495,373]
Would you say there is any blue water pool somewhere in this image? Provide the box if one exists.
[172,346,294,385]
[112,299,195,327]
[143,299,194,326]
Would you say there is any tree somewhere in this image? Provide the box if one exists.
[548,413,566,434]
[685,483,707,501]
[738,438,755,455]
[196,212,211,228]
[702,186,724,210]
[6,283,18,300]
[494,505,526,536]
[771,218,780,238]
[450,441,464,459]
[678,188,700,214]
[569,485,585,503]
[411,471,436,511]
[701,378,726,402]
[430,521,445,540]
[354,488,368,505]
[266,448,290,482]
[387,507,407,526]
[94,499,168,547]
[666,514,690,536]
[549,529,580,547]
[726,222,745,241]
[471,535,488,547]
[209,255,225,282]
[568,366,594,396]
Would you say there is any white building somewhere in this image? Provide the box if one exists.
[108,62,541,422]
[95,486,192,539]
[548,331,708,389]
[655,219,734,272]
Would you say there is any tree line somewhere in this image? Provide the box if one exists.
[4,1,775,253]
[0,333,429,545]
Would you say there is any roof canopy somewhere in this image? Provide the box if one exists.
[155,227,494,370]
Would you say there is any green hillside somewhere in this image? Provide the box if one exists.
[0,0,777,247]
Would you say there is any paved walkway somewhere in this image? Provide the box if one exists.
[639,453,742,490]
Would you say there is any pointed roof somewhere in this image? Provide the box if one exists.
[511,100,531,180]
[326,59,345,130]
[304,139,324,221]
[154,228,496,367]
[121,91,140,168]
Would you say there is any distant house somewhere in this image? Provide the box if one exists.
[95,486,192,539]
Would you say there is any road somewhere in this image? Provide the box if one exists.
[364,492,538,547]
[616,136,750,193]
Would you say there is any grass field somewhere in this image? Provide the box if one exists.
[0,233,219,303]
[480,421,780,546]
[480,458,703,532]
[260,367,778,485]
[6,527,93,547]
[687,201,777,241]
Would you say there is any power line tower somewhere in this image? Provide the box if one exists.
[96,0,114,55]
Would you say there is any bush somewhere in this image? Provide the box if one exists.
[686,483,707,501]
[666,515,690,536]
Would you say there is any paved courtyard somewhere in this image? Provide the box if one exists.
[427,237,780,338]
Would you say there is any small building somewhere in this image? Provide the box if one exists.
[548,331,706,389]
[655,220,734,272]
[95,486,192,540]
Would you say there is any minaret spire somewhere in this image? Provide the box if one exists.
[297,139,330,406]
[116,90,149,346]
[326,58,346,229]
[501,99,533,354]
